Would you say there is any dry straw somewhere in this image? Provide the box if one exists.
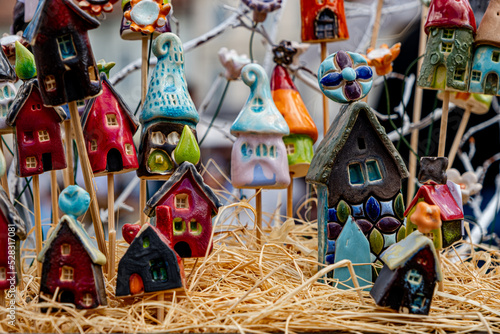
[2,161,500,333]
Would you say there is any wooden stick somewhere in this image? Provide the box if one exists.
[286,174,293,219]
[157,293,165,322]
[68,101,108,263]
[256,189,262,244]
[108,174,116,279]
[321,42,329,136]
[438,91,450,157]
[407,5,429,202]
[0,138,10,199]
[139,36,149,226]
[63,120,74,187]
[370,0,384,49]
[437,251,444,291]
[33,174,42,276]
[50,170,58,227]
[448,106,471,168]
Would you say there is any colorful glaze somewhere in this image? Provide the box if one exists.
[306,102,409,277]
[437,91,492,115]
[1,35,29,65]
[78,0,115,16]
[370,231,442,315]
[411,202,442,234]
[318,51,373,103]
[144,162,222,258]
[0,48,16,82]
[14,41,36,80]
[364,43,401,76]
[300,0,349,44]
[123,0,171,34]
[333,216,372,289]
[242,0,282,22]
[116,223,185,297]
[23,0,102,107]
[137,33,200,179]
[271,64,318,178]
[6,79,67,177]
[82,72,139,176]
[96,59,116,78]
[120,0,172,40]
[38,186,107,309]
[173,125,200,166]
[230,63,290,189]
[417,0,476,92]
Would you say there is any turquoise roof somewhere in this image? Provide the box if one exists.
[230,64,289,135]
[140,33,199,126]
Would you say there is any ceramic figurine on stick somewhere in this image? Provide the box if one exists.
[306,51,409,279]
[38,186,107,309]
[119,0,172,40]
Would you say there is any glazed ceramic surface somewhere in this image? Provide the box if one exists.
[300,0,349,43]
[241,0,282,22]
[469,45,500,96]
[124,0,171,34]
[120,0,171,40]
[437,91,492,114]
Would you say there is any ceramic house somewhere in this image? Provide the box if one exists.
[23,0,101,107]
[0,83,16,134]
[144,162,222,258]
[231,64,290,189]
[82,72,139,176]
[300,0,349,43]
[38,214,107,309]
[116,223,185,297]
[271,64,318,178]
[306,102,409,270]
[0,189,27,291]
[370,231,443,315]
[469,0,500,96]
[7,79,67,177]
[417,0,476,92]
[137,33,200,179]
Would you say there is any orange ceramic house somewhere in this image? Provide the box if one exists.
[300,0,349,43]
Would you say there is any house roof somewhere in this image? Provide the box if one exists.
[144,161,223,217]
[230,64,289,136]
[136,223,172,248]
[475,0,500,47]
[81,72,140,132]
[404,183,464,221]
[270,65,318,142]
[0,48,16,82]
[305,101,409,185]
[0,188,27,240]
[6,79,67,126]
[24,0,100,43]
[38,214,106,265]
[424,0,476,35]
[381,230,443,282]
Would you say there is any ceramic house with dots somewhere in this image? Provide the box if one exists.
[144,162,222,258]
[300,0,349,43]
[23,0,101,107]
[137,33,200,179]
[82,72,140,176]
[7,79,67,177]
[417,0,476,92]
[306,102,409,274]
[469,0,500,96]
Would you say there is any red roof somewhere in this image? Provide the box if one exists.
[405,184,464,221]
[425,0,476,35]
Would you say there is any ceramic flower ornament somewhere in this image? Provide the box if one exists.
[446,168,482,204]
[124,0,171,34]
[78,0,115,16]
[411,202,442,234]
[319,50,373,103]
[364,43,401,76]
[241,0,282,22]
[218,48,251,81]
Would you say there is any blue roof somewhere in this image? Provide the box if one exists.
[230,64,289,135]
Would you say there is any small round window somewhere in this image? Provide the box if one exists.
[167,132,180,145]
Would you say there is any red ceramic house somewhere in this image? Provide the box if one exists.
[6,79,67,177]
[82,73,139,176]
[300,0,349,43]
[37,214,107,309]
[144,162,222,258]
[0,189,27,291]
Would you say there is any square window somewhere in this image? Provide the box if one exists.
[61,244,70,255]
[425,232,435,241]
[286,143,295,155]
[155,155,164,164]
[406,269,423,285]
[90,140,97,152]
[38,130,50,142]
[441,42,453,53]
[348,163,364,185]
[149,258,168,282]
[190,220,202,236]
[82,293,93,307]
[106,114,118,126]
[442,29,454,39]
[454,69,465,82]
[175,194,188,209]
[357,137,366,150]
[0,267,6,280]
[173,218,185,235]
[411,294,426,310]
[471,70,481,82]
[366,160,383,182]
[57,35,76,59]
[151,131,165,145]
[143,236,150,248]
[125,143,134,155]
[24,131,34,143]
[492,51,500,63]
[60,266,74,281]
[44,75,57,92]
[26,157,37,168]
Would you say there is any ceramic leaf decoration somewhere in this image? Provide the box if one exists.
[14,41,36,80]
[241,0,282,22]
[173,125,201,166]
[300,0,349,43]
[124,0,171,34]
[96,59,116,78]
[318,50,373,103]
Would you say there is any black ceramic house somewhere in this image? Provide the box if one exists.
[23,0,101,107]
[306,102,409,270]
[370,230,443,315]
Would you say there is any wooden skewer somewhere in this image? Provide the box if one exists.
[33,174,42,276]
[0,137,10,199]
[68,101,108,265]
[321,42,329,136]
[50,170,58,227]
[140,36,149,226]
[157,293,165,322]
[63,120,74,187]
[448,106,471,168]
[107,174,116,279]
[370,0,384,49]
[255,189,262,245]
[438,91,450,157]
[287,174,293,219]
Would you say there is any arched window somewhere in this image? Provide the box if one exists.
[315,8,338,40]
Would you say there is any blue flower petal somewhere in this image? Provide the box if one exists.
[355,66,373,80]
[320,72,343,88]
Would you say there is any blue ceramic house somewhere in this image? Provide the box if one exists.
[137,33,200,179]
